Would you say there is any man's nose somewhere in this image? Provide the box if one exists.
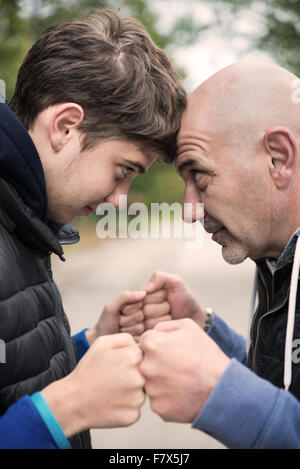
[182,185,205,223]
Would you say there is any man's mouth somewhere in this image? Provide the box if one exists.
[211,227,224,241]
[212,227,224,236]
[204,223,224,235]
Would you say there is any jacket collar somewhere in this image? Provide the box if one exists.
[255,227,300,276]
[0,178,79,260]
[0,101,48,221]
[276,227,300,270]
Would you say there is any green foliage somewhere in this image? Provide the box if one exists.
[0,0,32,99]
[129,161,184,206]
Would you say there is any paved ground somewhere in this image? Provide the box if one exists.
[52,226,255,449]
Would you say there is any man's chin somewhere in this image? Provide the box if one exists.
[221,246,249,265]
[221,242,249,265]
[213,228,249,264]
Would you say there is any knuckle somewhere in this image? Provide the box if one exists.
[144,318,157,330]
[119,315,127,326]
[121,332,135,345]
[136,310,144,322]
[134,346,143,363]
[127,323,144,336]
[136,323,145,334]
[121,304,131,315]
[135,371,146,388]
[140,330,162,351]
[143,304,153,317]
[139,364,148,378]
[139,329,155,348]
[127,346,141,363]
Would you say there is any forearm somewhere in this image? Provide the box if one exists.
[193,359,300,449]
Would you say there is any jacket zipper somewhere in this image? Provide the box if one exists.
[252,269,290,373]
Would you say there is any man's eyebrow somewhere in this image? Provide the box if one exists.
[175,158,197,173]
[123,159,146,174]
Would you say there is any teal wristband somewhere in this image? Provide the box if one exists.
[31,392,71,450]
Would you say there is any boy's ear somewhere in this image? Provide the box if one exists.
[49,103,84,152]
[263,126,297,189]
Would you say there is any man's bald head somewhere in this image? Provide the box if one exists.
[181,60,300,148]
[177,60,300,263]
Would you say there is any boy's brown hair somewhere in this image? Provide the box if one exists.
[10,8,186,161]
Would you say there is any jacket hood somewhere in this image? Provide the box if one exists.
[0,100,47,222]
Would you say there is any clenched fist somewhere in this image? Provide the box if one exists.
[42,333,146,437]
[139,318,230,423]
[143,271,208,330]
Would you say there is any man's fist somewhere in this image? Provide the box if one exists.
[139,318,230,423]
[143,271,207,329]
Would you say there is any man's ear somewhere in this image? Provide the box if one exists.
[263,126,297,189]
[48,103,85,152]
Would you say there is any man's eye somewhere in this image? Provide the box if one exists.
[191,170,209,191]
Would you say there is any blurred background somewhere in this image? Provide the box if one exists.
[1,0,300,211]
[1,0,299,449]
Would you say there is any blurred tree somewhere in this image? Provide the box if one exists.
[206,0,300,76]
[0,0,32,99]
[0,0,203,101]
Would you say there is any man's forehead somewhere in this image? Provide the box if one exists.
[177,110,212,154]
[178,95,213,140]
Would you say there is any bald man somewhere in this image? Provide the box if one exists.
[137,61,300,449]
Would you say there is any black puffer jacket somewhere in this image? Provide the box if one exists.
[0,101,91,448]
[0,177,91,448]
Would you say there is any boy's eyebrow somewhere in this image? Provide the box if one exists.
[123,159,146,174]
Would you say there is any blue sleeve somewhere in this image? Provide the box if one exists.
[207,314,247,364]
[0,395,60,449]
[192,359,300,449]
[31,392,71,449]
[72,328,90,360]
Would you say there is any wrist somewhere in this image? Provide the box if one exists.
[41,376,87,438]
[192,305,208,329]
[85,327,98,347]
